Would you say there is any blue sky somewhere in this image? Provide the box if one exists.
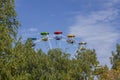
[15,0,120,67]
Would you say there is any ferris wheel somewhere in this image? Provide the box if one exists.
[26,31,87,56]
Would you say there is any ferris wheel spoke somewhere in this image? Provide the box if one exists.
[48,40,52,49]
[34,39,41,43]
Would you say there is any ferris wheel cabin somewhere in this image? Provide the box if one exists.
[40,32,49,41]
[54,31,63,40]
[67,34,75,44]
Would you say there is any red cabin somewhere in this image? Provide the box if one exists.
[54,31,62,35]
[54,31,63,40]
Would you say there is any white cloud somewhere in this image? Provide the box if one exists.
[18,27,39,40]
[29,28,38,32]
[68,1,120,67]
[103,0,120,8]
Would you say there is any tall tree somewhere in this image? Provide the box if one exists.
[75,48,99,80]
[111,44,120,69]
[0,0,19,38]
[0,0,20,79]
[0,0,19,52]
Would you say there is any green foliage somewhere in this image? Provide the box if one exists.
[112,44,120,69]
[0,26,12,52]
[0,0,19,38]
[75,49,99,80]
[0,39,100,80]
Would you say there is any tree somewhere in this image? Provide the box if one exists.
[47,48,71,80]
[0,0,20,79]
[0,0,19,53]
[0,0,19,38]
[111,44,120,69]
[74,49,99,80]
